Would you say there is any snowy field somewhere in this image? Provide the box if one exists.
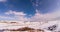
[0,20,60,32]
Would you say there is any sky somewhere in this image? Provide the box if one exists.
[0,0,60,21]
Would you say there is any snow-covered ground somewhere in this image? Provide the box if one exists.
[0,20,60,32]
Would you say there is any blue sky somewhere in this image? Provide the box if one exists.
[0,0,35,15]
[0,0,58,14]
[0,0,60,21]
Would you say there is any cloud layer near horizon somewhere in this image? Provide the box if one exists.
[29,9,60,22]
[0,9,60,22]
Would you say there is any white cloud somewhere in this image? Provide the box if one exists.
[0,16,16,20]
[0,16,9,18]
[5,10,28,21]
[5,10,26,16]
[29,9,60,22]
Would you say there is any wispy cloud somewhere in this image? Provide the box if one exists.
[29,9,60,22]
[5,10,28,21]
[5,10,26,16]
